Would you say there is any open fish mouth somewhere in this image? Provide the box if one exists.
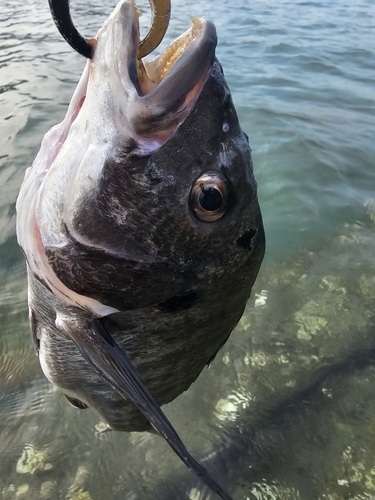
[54,0,218,151]
[111,1,217,140]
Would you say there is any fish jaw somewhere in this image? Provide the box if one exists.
[88,0,218,147]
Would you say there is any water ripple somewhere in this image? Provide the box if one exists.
[0,0,375,498]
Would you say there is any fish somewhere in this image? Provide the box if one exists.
[16,0,265,498]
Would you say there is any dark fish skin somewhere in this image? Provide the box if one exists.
[27,60,265,432]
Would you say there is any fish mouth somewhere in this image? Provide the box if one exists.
[113,0,217,142]
[133,15,216,97]
[40,1,217,159]
[90,0,218,144]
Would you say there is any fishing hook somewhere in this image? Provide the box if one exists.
[48,0,171,59]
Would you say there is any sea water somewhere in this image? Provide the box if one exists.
[1,0,375,498]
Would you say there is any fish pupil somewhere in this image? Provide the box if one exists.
[199,187,222,211]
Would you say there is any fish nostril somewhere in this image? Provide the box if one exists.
[236,229,257,250]
[157,291,199,313]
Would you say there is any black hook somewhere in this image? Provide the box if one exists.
[48,0,94,58]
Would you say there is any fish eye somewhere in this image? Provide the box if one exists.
[190,171,234,222]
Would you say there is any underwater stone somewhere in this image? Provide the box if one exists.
[364,470,375,491]
[254,290,268,308]
[320,276,346,295]
[188,488,202,500]
[66,465,90,500]
[41,480,57,498]
[295,299,328,341]
[248,350,269,367]
[296,316,327,340]
[145,449,158,463]
[248,482,301,499]
[66,491,92,500]
[215,399,238,421]
[364,198,375,222]
[359,274,375,301]
[238,315,251,331]
[16,445,51,474]
[222,354,230,365]
[15,484,29,497]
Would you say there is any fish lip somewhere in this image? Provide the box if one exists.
[132,16,217,139]
[146,17,217,97]
[136,16,218,98]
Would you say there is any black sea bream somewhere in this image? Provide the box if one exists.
[16,0,265,497]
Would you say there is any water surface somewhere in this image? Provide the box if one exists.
[1,0,375,499]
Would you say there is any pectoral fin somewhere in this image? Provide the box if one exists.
[56,313,232,500]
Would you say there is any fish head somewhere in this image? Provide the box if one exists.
[78,1,218,142]
[20,0,264,312]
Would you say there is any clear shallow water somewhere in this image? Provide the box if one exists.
[1,0,375,499]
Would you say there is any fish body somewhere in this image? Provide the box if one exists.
[16,0,264,495]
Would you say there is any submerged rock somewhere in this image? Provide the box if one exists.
[16,445,52,475]
[66,466,91,500]
[40,480,57,498]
